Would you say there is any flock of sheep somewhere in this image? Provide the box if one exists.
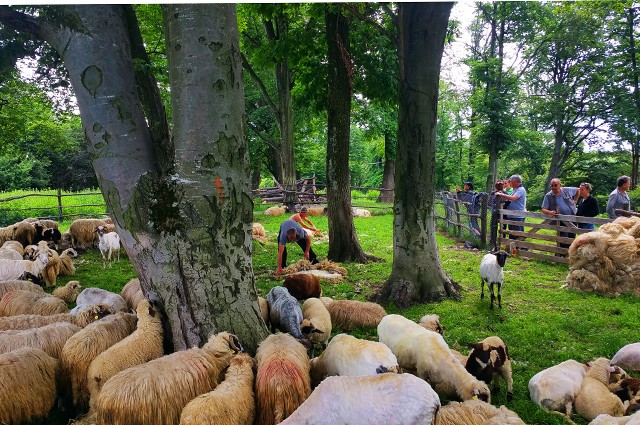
[2,212,640,424]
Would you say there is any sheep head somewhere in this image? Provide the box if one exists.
[494,250,508,268]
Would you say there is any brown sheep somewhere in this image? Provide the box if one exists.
[68,218,108,249]
[0,289,69,316]
[0,321,81,358]
[120,278,145,310]
[52,280,82,303]
[59,248,77,276]
[283,273,322,300]
[12,221,36,247]
[0,303,113,331]
[0,280,44,299]
[320,297,387,331]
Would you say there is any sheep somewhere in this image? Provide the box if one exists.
[279,373,440,425]
[613,343,640,373]
[252,222,268,243]
[1,240,24,256]
[0,321,80,358]
[12,220,36,246]
[306,205,327,217]
[120,277,145,310]
[418,313,445,334]
[179,352,255,425]
[71,287,129,315]
[0,303,113,331]
[480,250,509,309]
[255,333,311,425]
[59,312,137,412]
[378,314,491,402]
[22,243,38,260]
[92,331,243,425]
[352,207,372,217]
[320,296,387,331]
[434,399,526,425]
[614,378,640,414]
[301,297,332,351]
[0,289,69,316]
[266,286,313,353]
[283,273,322,300]
[0,279,44,299]
[528,359,589,417]
[0,347,60,425]
[87,299,164,402]
[0,246,23,260]
[590,412,640,425]
[258,296,270,325]
[264,205,288,216]
[40,246,61,287]
[0,224,15,246]
[95,225,120,268]
[575,357,626,421]
[59,248,77,275]
[0,240,49,282]
[68,218,108,249]
[51,279,82,303]
[465,336,514,401]
[309,333,399,387]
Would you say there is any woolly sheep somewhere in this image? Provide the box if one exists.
[95,225,120,268]
[12,221,36,247]
[352,207,372,217]
[0,321,80,358]
[0,347,59,425]
[179,353,255,425]
[71,287,129,315]
[266,286,312,353]
[590,412,640,425]
[68,218,108,249]
[0,303,113,331]
[575,357,626,421]
[615,378,640,414]
[59,248,77,276]
[40,246,61,287]
[529,359,589,417]
[306,205,327,217]
[92,331,243,425]
[1,240,24,256]
[120,277,145,310]
[480,250,508,309]
[0,247,22,260]
[258,296,270,325]
[22,244,38,260]
[613,343,640,373]
[466,336,514,401]
[0,241,49,282]
[418,313,445,334]
[309,333,399,387]
[255,333,311,425]
[52,280,82,303]
[87,299,164,402]
[0,224,15,246]
[252,222,268,243]
[264,205,288,216]
[279,373,440,425]
[0,279,44,299]
[434,399,525,425]
[301,297,332,350]
[59,312,137,412]
[378,314,491,402]
[283,273,322,300]
[320,297,387,331]
[0,289,69,316]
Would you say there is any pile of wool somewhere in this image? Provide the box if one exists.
[281,259,348,281]
[565,216,640,296]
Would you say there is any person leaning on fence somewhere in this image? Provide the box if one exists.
[456,181,480,233]
[541,178,578,249]
[489,180,509,250]
[576,182,599,230]
[606,175,631,219]
[275,219,319,275]
[495,175,527,240]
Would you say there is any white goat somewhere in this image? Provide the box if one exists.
[95,225,120,268]
[480,250,509,309]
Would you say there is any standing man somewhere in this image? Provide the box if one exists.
[496,174,527,239]
[289,207,318,233]
[276,219,319,275]
[541,178,579,248]
[456,181,479,233]
[606,175,631,219]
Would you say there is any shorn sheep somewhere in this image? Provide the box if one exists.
[283,273,322,300]
[320,296,387,331]
[92,332,243,425]
[434,399,525,425]
[87,299,164,401]
[95,225,120,268]
[309,333,399,387]
[279,373,441,425]
[0,321,80,358]
[480,250,509,309]
[613,343,640,373]
[575,357,626,421]
[266,286,313,353]
[255,333,311,425]
[71,287,129,315]
[59,312,137,412]
[528,359,589,417]
[179,353,255,425]
[0,347,60,425]
[0,303,113,331]
[466,335,514,401]
[0,289,69,316]
[378,314,491,402]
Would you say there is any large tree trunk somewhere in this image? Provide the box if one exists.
[379,2,460,308]
[5,5,268,352]
[628,7,640,188]
[325,8,367,263]
[377,131,395,203]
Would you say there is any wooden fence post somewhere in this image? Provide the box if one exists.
[57,189,63,222]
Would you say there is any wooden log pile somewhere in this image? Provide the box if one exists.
[253,177,326,204]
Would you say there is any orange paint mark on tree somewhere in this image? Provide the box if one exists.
[215,176,224,205]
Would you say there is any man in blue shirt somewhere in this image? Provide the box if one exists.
[541,178,579,248]
[276,219,319,275]
[495,174,527,240]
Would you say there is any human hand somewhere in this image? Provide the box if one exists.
[304,251,310,261]
[275,267,283,275]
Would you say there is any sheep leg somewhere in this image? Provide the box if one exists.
[481,278,485,300]
[497,282,502,309]
[489,283,495,309]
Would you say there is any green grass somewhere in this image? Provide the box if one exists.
[42,207,640,424]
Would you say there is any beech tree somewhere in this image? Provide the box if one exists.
[0,4,268,352]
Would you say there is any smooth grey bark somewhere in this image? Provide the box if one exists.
[377,131,395,204]
[379,2,460,308]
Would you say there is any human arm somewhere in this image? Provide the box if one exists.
[496,191,519,202]
[302,217,317,231]
[276,243,285,274]
[541,195,557,217]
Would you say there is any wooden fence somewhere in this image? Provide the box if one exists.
[0,189,107,224]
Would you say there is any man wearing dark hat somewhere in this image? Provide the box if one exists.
[289,207,318,233]
[456,181,479,233]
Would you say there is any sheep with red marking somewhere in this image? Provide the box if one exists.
[179,353,255,425]
[465,336,514,401]
[255,333,311,425]
[528,359,589,417]
[283,273,322,300]
[0,347,60,425]
[0,303,112,331]
[378,314,491,402]
[92,332,243,425]
[0,289,69,316]
[320,296,387,331]
[0,321,80,358]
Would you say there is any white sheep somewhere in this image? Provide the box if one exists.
[378,314,491,402]
[301,297,332,351]
[279,373,441,425]
[575,357,626,421]
[435,399,526,425]
[480,250,509,309]
[0,321,81,358]
[528,359,589,417]
[71,287,129,315]
[590,411,640,425]
[352,207,372,217]
[465,336,514,401]
[92,331,243,425]
[264,205,288,216]
[613,343,640,373]
[87,299,164,402]
[0,303,113,331]
[0,241,49,282]
[309,333,399,387]
[0,289,69,316]
[95,225,120,268]
[0,347,60,425]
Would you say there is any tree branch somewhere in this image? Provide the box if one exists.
[0,6,43,38]
[241,52,281,125]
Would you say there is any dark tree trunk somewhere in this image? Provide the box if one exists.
[325,8,367,263]
[379,2,460,308]
[378,132,395,203]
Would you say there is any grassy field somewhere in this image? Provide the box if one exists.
[44,205,639,425]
